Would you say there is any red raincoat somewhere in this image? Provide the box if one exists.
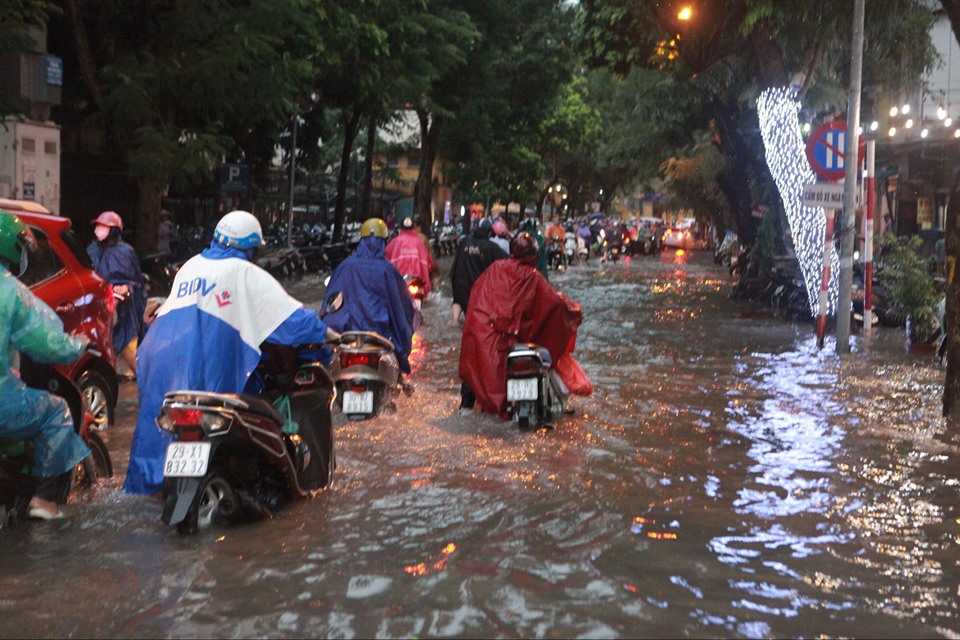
[385,229,436,294]
[459,258,583,419]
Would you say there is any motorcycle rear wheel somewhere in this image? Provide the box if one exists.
[177,471,236,535]
[75,431,113,488]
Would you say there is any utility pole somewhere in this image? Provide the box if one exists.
[836,0,865,353]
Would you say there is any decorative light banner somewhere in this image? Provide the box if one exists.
[757,86,838,316]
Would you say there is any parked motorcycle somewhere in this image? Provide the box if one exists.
[329,331,413,421]
[504,343,569,431]
[158,298,343,535]
[0,355,113,528]
[140,252,182,297]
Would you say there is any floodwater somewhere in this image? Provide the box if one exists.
[1,249,958,638]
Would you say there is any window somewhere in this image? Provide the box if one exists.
[406,150,420,169]
[21,226,64,286]
[44,141,57,155]
[20,138,35,153]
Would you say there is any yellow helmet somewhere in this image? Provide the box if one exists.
[360,218,388,239]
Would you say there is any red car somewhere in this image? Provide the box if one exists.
[1,199,119,429]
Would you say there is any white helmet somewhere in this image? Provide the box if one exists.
[213,210,263,250]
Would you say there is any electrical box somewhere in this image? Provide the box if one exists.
[0,119,61,214]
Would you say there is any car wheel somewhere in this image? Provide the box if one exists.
[77,370,113,430]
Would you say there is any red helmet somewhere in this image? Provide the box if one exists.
[92,211,123,231]
[510,231,539,265]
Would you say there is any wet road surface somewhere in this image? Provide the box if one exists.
[1,249,958,638]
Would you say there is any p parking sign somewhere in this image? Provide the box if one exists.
[805,121,864,181]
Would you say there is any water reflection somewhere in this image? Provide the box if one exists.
[0,251,957,638]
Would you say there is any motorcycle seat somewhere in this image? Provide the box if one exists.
[507,343,552,367]
[237,394,284,424]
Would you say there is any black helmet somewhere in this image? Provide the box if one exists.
[510,231,539,265]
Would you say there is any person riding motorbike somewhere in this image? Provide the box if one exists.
[384,215,437,296]
[449,217,508,326]
[458,231,583,418]
[0,210,92,519]
[321,217,416,376]
[86,211,147,381]
[124,210,339,495]
[490,219,511,255]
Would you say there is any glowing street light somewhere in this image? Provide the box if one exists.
[677,6,692,21]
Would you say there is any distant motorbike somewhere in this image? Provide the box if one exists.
[546,242,565,270]
[404,274,426,333]
[0,355,113,528]
[158,296,343,535]
[564,231,579,266]
[329,331,412,421]
[601,238,622,262]
[504,343,569,431]
[140,252,182,297]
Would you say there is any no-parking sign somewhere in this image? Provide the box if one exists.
[805,121,864,181]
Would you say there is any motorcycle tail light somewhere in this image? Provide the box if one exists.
[507,355,540,376]
[168,407,203,426]
[341,352,378,369]
[408,283,421,297]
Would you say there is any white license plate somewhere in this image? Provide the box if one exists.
[507,377,539,401]
[163,442,211,477]
[343,390,374,414]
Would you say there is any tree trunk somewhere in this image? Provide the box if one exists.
[943,169,960,418]
[414,107,440,230]
[933,0,960,419]
[136,180,164,255]
[61,0,101,108]
[360,115,376,220]
[333,108,363,242]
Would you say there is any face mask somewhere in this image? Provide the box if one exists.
[95,225,110,241]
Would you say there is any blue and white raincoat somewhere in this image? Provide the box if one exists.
[123,243,331,495]
[0,265,90,477]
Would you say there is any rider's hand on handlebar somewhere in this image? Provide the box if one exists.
[325,327,341,343]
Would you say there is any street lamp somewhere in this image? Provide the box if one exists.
[286,92,319,248]
[677,6,692,21]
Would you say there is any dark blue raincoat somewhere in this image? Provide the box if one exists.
[87,238,147,351]
[322,236,415,373]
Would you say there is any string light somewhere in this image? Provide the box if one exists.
[757,87,838,316]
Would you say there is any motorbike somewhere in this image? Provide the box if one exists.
[504,343,569,431]
[0,355,114,528]
[404,274,426,333]
[158,297,343,535]
[601,238,623,262]
[329,331,412,421]
[564,231,579,266]
[140,252,182,297]
[546,241,565,271]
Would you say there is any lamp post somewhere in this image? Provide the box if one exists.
[286,92,319,248]
[286,113,298,248]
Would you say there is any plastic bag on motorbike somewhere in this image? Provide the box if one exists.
[555,353,593,396]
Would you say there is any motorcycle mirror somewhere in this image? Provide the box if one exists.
[321,291,344,318]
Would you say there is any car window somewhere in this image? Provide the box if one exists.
[59,228,95,270]
[21,226,65,287]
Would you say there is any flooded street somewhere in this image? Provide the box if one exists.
[2,249,959,638]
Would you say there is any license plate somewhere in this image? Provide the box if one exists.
[163,442,211,477]
[507,377,538,401]
[343,390,374,414]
